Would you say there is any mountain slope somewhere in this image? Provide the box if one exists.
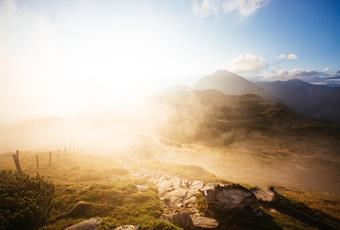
[258,79,340,123]
[153,89,340,194]
[155,89,319,146]
[195,70,274,100]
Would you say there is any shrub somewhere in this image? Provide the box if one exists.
[0,171,55,230]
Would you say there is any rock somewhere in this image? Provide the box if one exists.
[171,177,182,189]
[192,216,219,229]
[201,183,215,192]
[201,183,261,215]
[164,212,194,229]
[169,188,188,197]
[65,217,101,230]
[164,188,188,204]
[158,179,173,195]
[183,179,191,188]
[190,180,204,191]
[186,190,199,199]
[252,187,275,202]
[189,206,199,214]
[184,196,196,207]
[114,225,138,230]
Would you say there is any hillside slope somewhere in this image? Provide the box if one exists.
[258,79,340,123]
[155,89,322,145]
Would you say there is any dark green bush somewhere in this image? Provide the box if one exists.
[0,171,55,230]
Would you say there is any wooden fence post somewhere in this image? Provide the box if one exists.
[36,155,39,170]
[12,154,23,174]
[49,151,52,166]
[16,150,19,161]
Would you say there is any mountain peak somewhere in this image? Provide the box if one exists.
[195,70,274,100]
[285,78,310,85]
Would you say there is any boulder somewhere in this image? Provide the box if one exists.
[201,184,261,215]
[190,180,204,191]
[171,177,182,189]
[65,217,101,230]
[164,188,188,204]
[184,196,196,207]
[158,179,173,195]
[183,179,191,188]
[252,187,275,202]
[162,212,193,229]
[192,216,219,229]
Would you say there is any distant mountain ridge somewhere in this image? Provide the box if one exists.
[195,70,275,100]
[194,70,340,123]
[257,79,340,123]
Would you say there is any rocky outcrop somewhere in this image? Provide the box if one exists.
[201,183,261,216]
[192,216,219,229]
[65,217,101,230]
[122,162,268,229]
[162,212,194,229]
[252,187,275,202]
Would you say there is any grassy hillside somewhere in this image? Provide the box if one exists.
[0,152,179,230]
[156,90,340,145]
[0,152,339,229]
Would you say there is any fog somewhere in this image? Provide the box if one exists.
[1,91,339,195]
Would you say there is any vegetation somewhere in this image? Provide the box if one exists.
[0,152,179,230]
[0,171,54,230]
[0,152,339,230]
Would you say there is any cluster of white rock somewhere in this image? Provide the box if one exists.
[131,168,220,229]
[64,162,274,230]
[130,166,270,230]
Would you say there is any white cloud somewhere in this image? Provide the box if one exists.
[277,54,286,60]
[227,54,267,75]
[193,0,270,17]
[322,66,330,72]
[192,0,220,16]
[222,0,270,16]
[286,53,298,60]
[277,53,298,60]
[264,69,332,81]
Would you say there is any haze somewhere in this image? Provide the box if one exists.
[1,0,340,197]
[2,0,340,124]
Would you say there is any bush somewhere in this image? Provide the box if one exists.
[0,171,55,230]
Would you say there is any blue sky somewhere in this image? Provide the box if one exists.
[165,0,340,78]
[2,0,340,78]
[0,0,339,122]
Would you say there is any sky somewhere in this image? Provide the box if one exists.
[0,0,340,123]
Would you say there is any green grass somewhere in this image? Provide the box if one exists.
[0,152,180,230]
[267,210,317,230]
[0,152,339,230]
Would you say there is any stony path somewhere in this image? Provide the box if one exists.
[64,161,275,230]
[118,161,263,229]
